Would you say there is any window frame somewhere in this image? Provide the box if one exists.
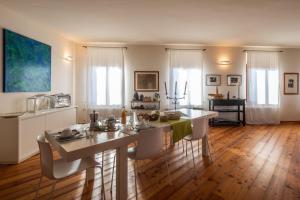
[246,54,280,106]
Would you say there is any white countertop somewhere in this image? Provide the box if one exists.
[0,106,77,120]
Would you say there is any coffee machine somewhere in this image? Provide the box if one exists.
[89,110,100,131]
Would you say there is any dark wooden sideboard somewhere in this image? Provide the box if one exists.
[208,99,246,126]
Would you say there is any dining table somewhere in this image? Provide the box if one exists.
[45,108,218,200]
[149,109,218,156]
[45,128,138,200]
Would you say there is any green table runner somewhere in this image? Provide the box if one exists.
[169,118,192,144]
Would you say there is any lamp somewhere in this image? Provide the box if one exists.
[64,55,72,62]
[218,60,231,65]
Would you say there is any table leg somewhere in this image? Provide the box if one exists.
[170,130,174,146]
[116,145,128,200]
[202,135,209,157]
[243,103,246,126]
[86,155,96,181]
[238,105,241,124]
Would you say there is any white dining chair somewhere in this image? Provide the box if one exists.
[35,134,106,200]
[183,117,212,168]
[111,127,171,199]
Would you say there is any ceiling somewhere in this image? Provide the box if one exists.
[1,0,300,47]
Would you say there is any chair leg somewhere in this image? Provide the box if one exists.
[101,152,106,200]
[198,140,200,154]
[133,161,138,200]
[101,166,106,200]
[85,164,90,187]
[185,140,188,157]
[181,139,185,153]
[206,138,213,161]
[208,134,215,160]
[93,165,106,200]
[190,141,195,168]
[110,154,116,194]
[35,176,42,200]
[50,181,56,200]
[206,124,215,159]
[102,152,105,169]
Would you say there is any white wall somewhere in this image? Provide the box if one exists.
[2,2,298,122]
[124,45,247,110]
[280,49,300,121]
[124,45,169,108]
[203,46,246,106]
[74,44,87,122]
[0,5,75,114]
[125,45,300,121]
[75,44,300,122]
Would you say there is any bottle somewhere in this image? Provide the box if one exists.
[121,107,126,125]
[140,94,144,102]
[133,92,139,101]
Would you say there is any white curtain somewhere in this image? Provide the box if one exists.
[169,50,203,108]
[86,47,125,109]
[246,51,280,124]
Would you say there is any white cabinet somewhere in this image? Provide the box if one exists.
[0,107,77,164]
[0,118,19,164]
[19,115,46,162]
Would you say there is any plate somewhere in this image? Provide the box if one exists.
[55,133,84,142]
[56,130,80,140]
[57,135,74,140]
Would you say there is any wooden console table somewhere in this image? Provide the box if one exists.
[208,99,246,126]
[130,100,160,110]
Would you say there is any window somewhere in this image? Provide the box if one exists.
[87,48,124,108]
[247,52,279,106]
[94,66,123,106]
[246,51,280,124]
[268,70,279,105]
[250,69,279,105]
[169,50,203,107]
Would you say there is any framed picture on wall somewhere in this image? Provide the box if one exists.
[206,74,221,86]
[284,73,299,95]
[134,71,159,92]
[227,74,242,86]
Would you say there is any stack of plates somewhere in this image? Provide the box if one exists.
[54,130,85,142]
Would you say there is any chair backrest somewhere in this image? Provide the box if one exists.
[191,117,208,140]
[135,128,164,160]
[37,133,55,179]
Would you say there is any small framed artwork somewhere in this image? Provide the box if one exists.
[134,71,159,92]
[206,74,221,86]
[284,73,299,95]
[227,74,242,86]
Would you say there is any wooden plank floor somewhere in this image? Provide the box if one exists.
[0,122,300,200]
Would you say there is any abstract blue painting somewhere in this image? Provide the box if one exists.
[3,29,51,92]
